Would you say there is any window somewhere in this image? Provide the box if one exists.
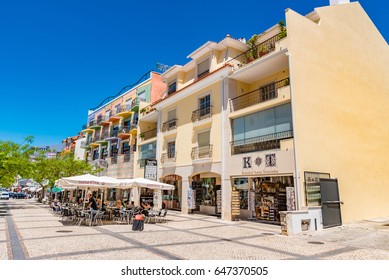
[167,108,176,121]
[115,104,121,114]
[168,81,176,95]
[198,130,210,147]
[140,141,156,159]
[137,91,146,102]
[233,178,249,209]
[197,58,210,79]
[232,103,292,141]
[199,95,211,116]
[167,141,176,158]
[105,110,111,119]
[122,142,130,154]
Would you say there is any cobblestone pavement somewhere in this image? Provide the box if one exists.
[1,199,389,260]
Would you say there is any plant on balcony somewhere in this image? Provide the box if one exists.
[259,44,269,56]
[139,133,145,139]
[278,20,287,40]
[245,34,259,63]
[140,108,146,114]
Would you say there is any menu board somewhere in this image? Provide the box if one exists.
[144,159,157,181]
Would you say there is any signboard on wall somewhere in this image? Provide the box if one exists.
[144,159,157,181]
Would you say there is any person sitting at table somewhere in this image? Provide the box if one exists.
[141,201,151,210]
[51,198,61,212]
[96,195,103,210]
[88,194,98,211]
[115,199,122,209]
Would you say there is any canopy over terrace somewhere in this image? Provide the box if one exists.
[57,174,123,190]
[118,177,175,190]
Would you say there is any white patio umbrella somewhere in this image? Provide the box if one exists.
[118,177,175,190]
[57,174,123,210]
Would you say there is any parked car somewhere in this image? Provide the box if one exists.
[13,192,27,199]
[0,192,10,200]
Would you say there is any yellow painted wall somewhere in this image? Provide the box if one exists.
[160,82,222,165]
[286,3,389,222]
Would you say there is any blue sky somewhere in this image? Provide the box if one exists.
[0,0,387,147]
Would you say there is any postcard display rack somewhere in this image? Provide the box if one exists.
[254,181,287,223]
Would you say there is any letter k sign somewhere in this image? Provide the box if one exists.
[243,157,252,168]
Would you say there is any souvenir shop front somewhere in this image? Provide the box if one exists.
[229,150,296,224]
[161,174,182,210]
[191,173,221,216]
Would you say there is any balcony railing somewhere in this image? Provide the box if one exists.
[111,156,118,164]
[140,128,157,140]
[92,135,101,142]
[229,78,290,112]
[123,153,131,162]
[162,119,177,132]
[117,104,132,114]
[191,106,213,122]
[86,138,93,145]
[88,120,100,127]
[191,145,213,160]
[228,32,286,68]
[161,152,176,164]
[118,126,131,134]
[102,130,109,139]
[110,130,118,138]
[231,130,293,155]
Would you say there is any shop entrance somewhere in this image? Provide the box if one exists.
[191,174,221,216]
[162,174,182,210]
[252,176,294,224]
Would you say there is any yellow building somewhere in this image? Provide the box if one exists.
[138,1,389,233]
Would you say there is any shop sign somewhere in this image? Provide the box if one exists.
[241,153,279,175]
[144,159,157,181]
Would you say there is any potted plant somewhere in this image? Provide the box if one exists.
[259,44,269,56]
[278,20,287,40]
[245,34,259,63]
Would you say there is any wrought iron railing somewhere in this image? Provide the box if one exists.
[117,104,132,114]
[162,119,177,132]
[229,78,290,112]
[231,130,293,155]
[227,32,286,68]
[111,156,118,164]
[88,120,99,127]
[102,130,109,139]
[141,128,157,140]
[92,135,101,142]
[161,152,176,164]
[86,138,92,145]
[191,106,213,122]
[191,145,213,160]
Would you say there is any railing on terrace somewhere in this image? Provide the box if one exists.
[161,119,177,132]
[141,128,157,140]
[191,106,213,122]
[227,32,286,68]
[88,120,99,127]
[191,145,213,160]
[123,153,131,162]
[231,130,293,155]
[229,78,290,112]
[118,126,131,134]
[117,104,132,114]
[161,152,176,164]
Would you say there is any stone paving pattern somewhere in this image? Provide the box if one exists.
[1,199,389,260]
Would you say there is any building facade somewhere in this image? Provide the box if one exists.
[137,1,389,232]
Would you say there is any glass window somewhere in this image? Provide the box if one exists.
[140,141,156,159]
[167,108,176,121]
[137,91,146,102]
[234,178,248,209]
[232,103,292,141]
[167,141,176,158]
[168,81,176,95]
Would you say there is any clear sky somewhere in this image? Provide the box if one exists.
[0,0,387,147]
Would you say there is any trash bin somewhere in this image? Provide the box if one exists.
[132,214,144,231]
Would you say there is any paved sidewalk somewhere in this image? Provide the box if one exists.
[1,199,389,260]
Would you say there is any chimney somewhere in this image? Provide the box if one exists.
[330,0,350,5]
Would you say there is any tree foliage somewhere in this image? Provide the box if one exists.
[0,137,35,187]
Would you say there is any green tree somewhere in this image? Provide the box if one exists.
[31,152,95,201]
[0,137,34,187]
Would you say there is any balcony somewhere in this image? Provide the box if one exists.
[100,115,111,126]
[123,153,131,162]
[161,152,176,165]
[130,124,138,135]
[111,156,118,164]
[191,145,213,160]
[118,126,131,139]
[191,106,213,123]
[116,104,133,119]
[107,130,119,139]
[229,78,290,112]
[140,128,157,141]
[87,120,101,130]
[231,130,293,155]
[131,97,140,112]
[162,119,177,133]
